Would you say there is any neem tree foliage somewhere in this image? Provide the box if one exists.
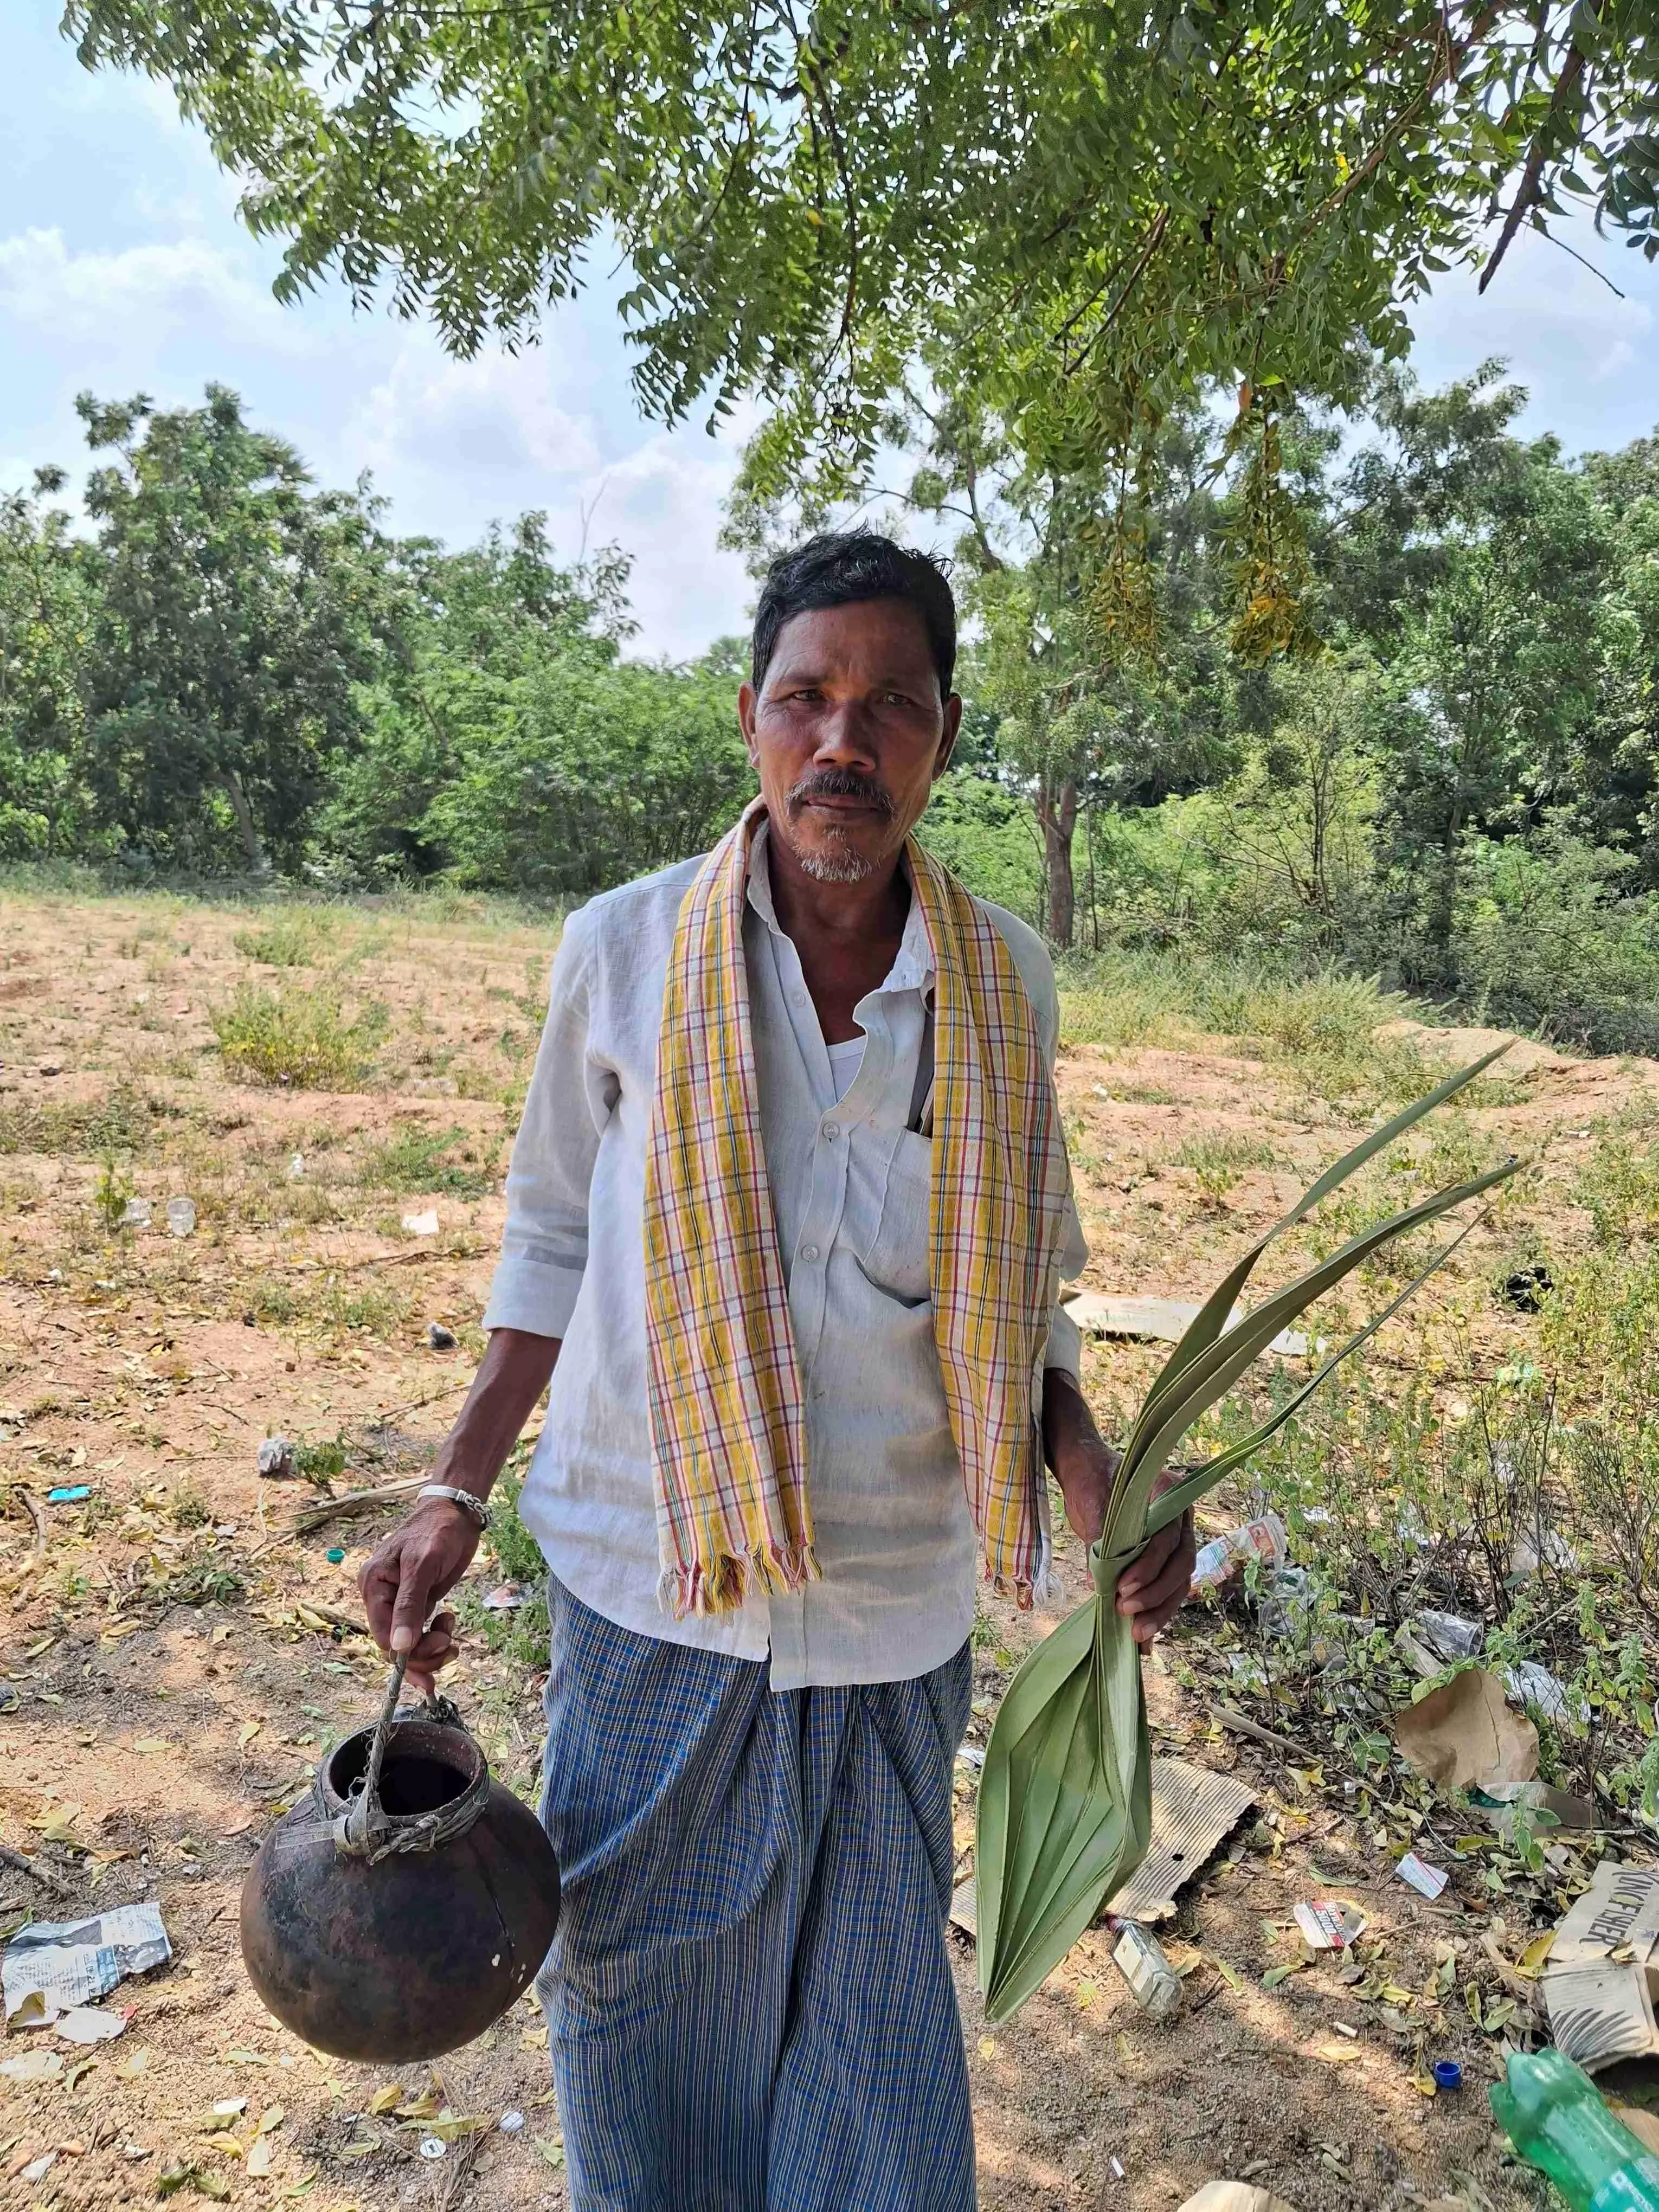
[63,4,1659,516]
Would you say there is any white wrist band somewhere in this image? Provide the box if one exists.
[419,1484,489,1528]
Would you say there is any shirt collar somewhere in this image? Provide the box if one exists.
[746,819,935,994]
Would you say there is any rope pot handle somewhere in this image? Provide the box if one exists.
[332,1651,490,1864]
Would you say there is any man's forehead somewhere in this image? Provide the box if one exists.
[766,597,936,675]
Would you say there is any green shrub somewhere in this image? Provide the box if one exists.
[211,982,387,1089]
[232,908,336,967]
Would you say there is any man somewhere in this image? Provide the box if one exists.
[361,532,1196,2211]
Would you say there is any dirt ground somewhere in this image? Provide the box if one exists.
[2,889,1655,2212]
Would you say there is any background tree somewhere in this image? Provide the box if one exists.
[0,467,101,859]
[78,385,398,874]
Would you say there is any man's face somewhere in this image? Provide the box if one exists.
[738,598,962,884]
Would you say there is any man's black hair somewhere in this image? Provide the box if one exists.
[750,530,956,696]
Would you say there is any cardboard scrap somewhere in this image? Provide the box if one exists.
[1065,1292,1307,1359]
[1543,1860,1659,2073]
[1107,1757,1257,1923]
[2,1902,171,2025]
[1392,1667,1539,1793]
[949,1756,1255,1940]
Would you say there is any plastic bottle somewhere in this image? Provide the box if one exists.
[1490,2049,1659,2211]
[1108,1919,1182,2021]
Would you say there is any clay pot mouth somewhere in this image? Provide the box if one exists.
[320,1718,485,1823]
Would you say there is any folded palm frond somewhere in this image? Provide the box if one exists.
[976,1045,1517,2022]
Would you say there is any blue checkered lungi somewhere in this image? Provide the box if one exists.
[536,1575,976,2212]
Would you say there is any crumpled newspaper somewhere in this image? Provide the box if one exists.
[2,1902,171,2024]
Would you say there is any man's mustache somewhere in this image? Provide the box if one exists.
[785,770,895,819]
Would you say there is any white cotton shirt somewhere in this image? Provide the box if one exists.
[481,827,1089,1690]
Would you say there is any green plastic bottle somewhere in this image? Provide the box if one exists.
[1490,2049,1659,2211]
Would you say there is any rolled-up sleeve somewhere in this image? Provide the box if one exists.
[482,905,612,1340]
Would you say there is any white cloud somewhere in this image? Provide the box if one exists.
[343,342,602,489]
[329,331,756,659]
[0,225,297,351]
[1407,224,1658,450]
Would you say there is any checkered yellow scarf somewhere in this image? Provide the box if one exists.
[644,802,1073,1618]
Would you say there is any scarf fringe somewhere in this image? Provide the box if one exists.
[989,1564,1064,1612]
[659,1540,822,1622]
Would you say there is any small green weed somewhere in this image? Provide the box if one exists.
[294,1432,350,1486]
[211,982,388,1090]
[359,1123,495,1197]
[93,1153,134,1232]
[486,1466,545,1586]
[166,1480,212,1528]
[1172,1131,1279,1206]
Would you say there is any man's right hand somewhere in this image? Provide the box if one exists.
[359,1497,483,1695]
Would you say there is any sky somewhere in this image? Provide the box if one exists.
[4,8,1658,661]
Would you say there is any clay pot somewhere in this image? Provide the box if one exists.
[240,1711,560,2061]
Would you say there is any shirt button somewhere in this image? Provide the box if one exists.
[822,1120,840,1141]
[801,1243,820,1263]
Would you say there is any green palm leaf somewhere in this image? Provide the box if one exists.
[976,1051,1517,2023]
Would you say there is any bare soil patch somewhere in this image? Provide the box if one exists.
[3,890,1656,2211]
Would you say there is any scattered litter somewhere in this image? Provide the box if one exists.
[403,1210,440,1237]
[1505,1660,1585,1724]
[1256,1567,1314,1639]
[1393,1621,1444,1679]
[1110,1920,1183,2021]
[287,1154,305,1180]
[1294,1900,1368,1952]
[1501,1264,1553,1313]
[20,2150,57,2182]
[1542,1860,1659,2072]
[256,1436,297,1481]
[1510,1525,1578,1576]
[2,1901,172,2024]
[427,1322,457,1350]
[1,2047,65,2080]
[46,1486,93,1506]
[1191,1513,1289,1593]
[1066,1291,1306,1358]
[325,1548,346,1565]
[1393,1667,1539,1792]
[1432,2059,1463,2092]
[1396,1852,1449,1901]
[120,1199,152,1231]
[1414,1609,1483,1661]
[166,1197,197,1238]
[499,2111,525,2133]
[955,1743,986,1771]
[1176,2187,1298,2212]
[1472,1780,1594,1837]
[1105,1757,1256,1924]
[1109,2153,1127,2182]
[55,2004,128,2043]
[419,2136,447,2160]
[481,1584,529,1611]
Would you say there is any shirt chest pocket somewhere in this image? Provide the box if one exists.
[856,1129,934,1308]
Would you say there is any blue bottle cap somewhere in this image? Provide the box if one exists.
[1433,2060,1463,2091]
[325,1546,345,1564]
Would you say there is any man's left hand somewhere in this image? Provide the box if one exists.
[1044,1374,1197,1645]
